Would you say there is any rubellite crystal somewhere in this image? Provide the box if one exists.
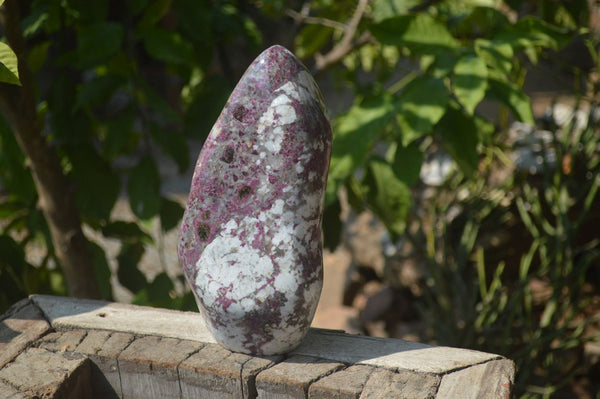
[178,45,332,355]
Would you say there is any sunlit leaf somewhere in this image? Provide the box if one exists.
[364,157,410,236]
[371,0,420,22]
[0,42,20,86]
[487,76,534,124]
[453,54,488,115]
[371,14,458,54]
[474,39,513,77]
[329,93,395,181]
[396,75,450,145]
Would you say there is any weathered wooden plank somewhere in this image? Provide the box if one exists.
[239,354,284,398]
[0,298,51,368]
[32,294,216,343]
[436,358,514,399]
[76,330,135,399]
[293,328,500,374]
[36,329,87,352]
[178,343,242,398]
[359,368,440,399]
[178,343,280,398]
[256,355,345,399]
[308,365,375,399]
[0,347,91,399]
[118,335,203,399]
[20,295,515,398]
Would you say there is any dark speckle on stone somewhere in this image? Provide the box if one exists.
[232,104,252,123]
[221,146,234,163]
[238,185,252,200]
[197,223,210,242]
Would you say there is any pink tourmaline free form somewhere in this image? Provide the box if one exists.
[178,45,332,355]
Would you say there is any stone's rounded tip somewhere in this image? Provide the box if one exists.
[249,45,306,93]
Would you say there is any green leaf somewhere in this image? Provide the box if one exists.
[474,39,513,77]
[0,115,36,201]
[370,14,458,55]
[486,77,534,124]
[183,75,231,139]
[128,156,161,220]
[102,221,153,244]
[495,16,571,52]
[68,146,120,222]
[102,108,138,160]
[28,41,51,73]
[364,157,410,237]
[75,75,123,110]
[117,242,147,293]
[150,274,174,302]
[149,123,189,173]
[140,27,194,65]
[159,197,184,232]
[88,241,113,300]
[453,6,509,38]
[126,0,151,14]
[371,0,421,22]
[294,24,334,59]
[75,22,124,68]
[453,54,488,115]
[138,0,172,28]
[0,42,21,86]
[396,75,450,145]
[137,82,180,123]
[329,93,394,181]
[435,106,479,177]
[322,199,342,251]
[0,234,26,272]
[392,141,423,186]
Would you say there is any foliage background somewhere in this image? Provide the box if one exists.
[0,0,599,397]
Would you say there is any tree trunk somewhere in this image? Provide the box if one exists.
[0,0,100,299]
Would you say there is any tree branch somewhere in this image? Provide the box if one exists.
[0,0,100,298]
[312,0,374,74]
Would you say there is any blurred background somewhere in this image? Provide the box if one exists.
[0,0,599,397]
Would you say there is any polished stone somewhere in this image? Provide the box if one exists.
[178,45,332,355]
